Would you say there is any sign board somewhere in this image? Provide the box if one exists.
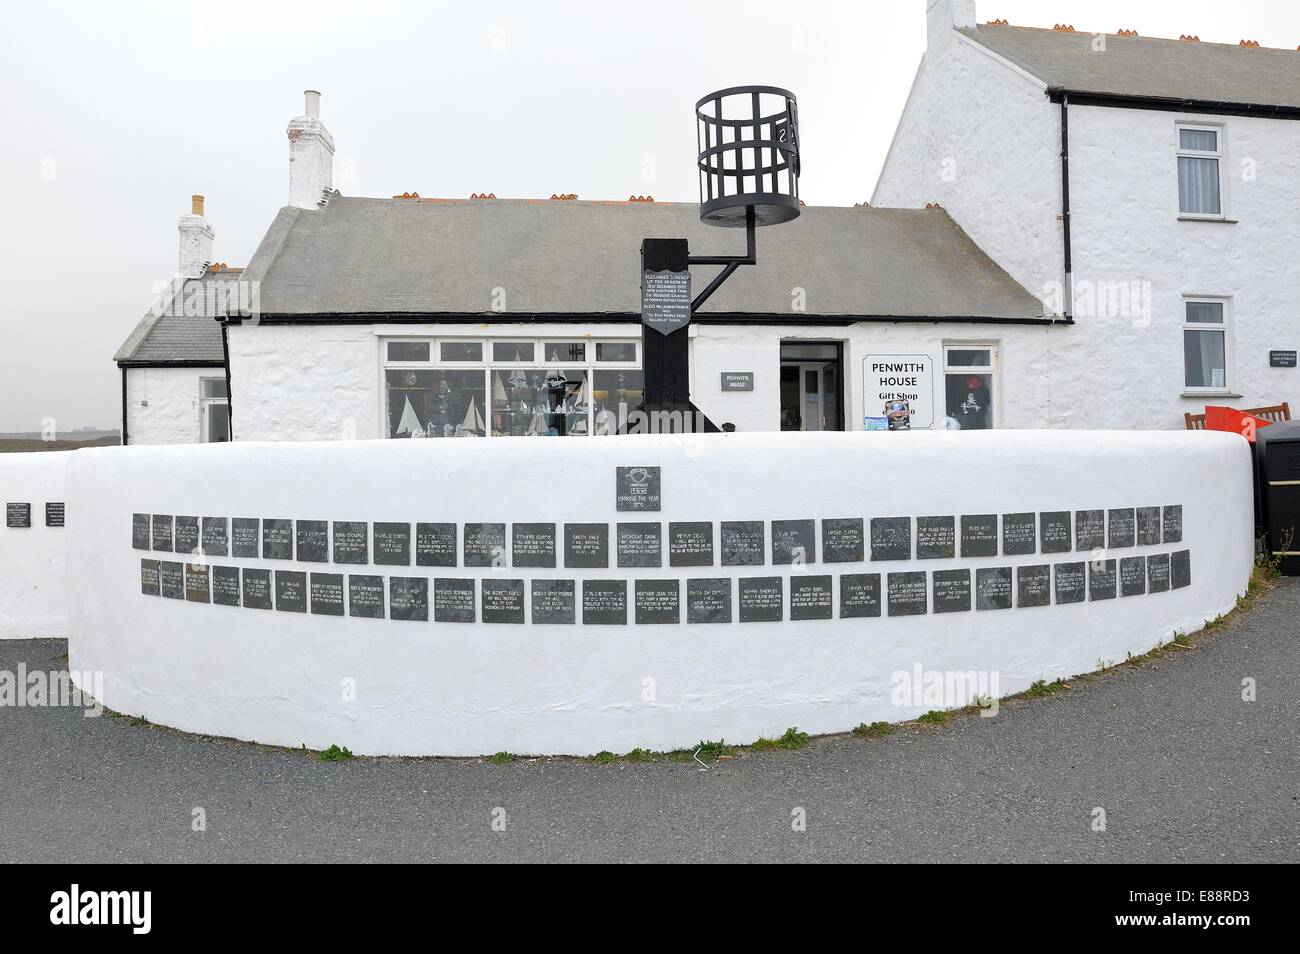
[720,372,754,392]
[641,269,691,336]
[1270,350,1297,368]
[862,355,934,430]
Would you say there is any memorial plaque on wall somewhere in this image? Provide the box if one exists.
[582,580,627,625]
[174,516,200,556]
[159,560,184,600]
[1171,550,1191,589]
[152,514,174,552]
[242,569,273,610]
[1075,510,1105,552]
[1107,509,1136,549]
[184,564,210,603]
[1146,553,1171,593]
[1040,512,1071,554]
[262,519,293,560]
[916,516,955,560]
[296,520,330,563]
[932,569,971,613]
[687,578,732,624]
[348,574,386,619]
[309,573,345,616]
[975,567,1012,611]
[1119,556,1146,597]
[870,517,912,561]
[512,523,556,568]
[1162,505,1183,544]
[634,580,680,624]
[6,502,31,528]
[201,517,228,557]
[822,518,865,563]
[738,576,782,623]
[140,559,160,596]
[720,372,754,391]
[960,514,997,558]
[772,519,816,565]
[416,523,457,567]
[616,522,662,568]
[232,518,260,558]
[373,522,411,566]
[45,502,65,528]
[1001,513,1036,556]
[531,580,576,624]
[839,573,882,618]
[1136,507,1162,546]
[1016,564,1051,608]
[886,572,927,617]
[564,523,609,569]
[615,466,662,512]
[464,523,507,568]
[212,566,241,606]
[720,521,765,566]
[791,575,834,620]
[389,577,429,622]
[668,521,713,567]
[332,521,368,564]
[133,513,151,550]
[482,579,526,624]
[1089,559,1117,601]
[276,570,308,613]
[434,578,476,622]
[1054,562,1087,604]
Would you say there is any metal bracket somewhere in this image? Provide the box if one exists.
[687,206,756,312]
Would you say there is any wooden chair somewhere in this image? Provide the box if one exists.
[1184,402,1291,430]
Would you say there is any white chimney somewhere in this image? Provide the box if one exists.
[177,194,214,278]
[927,0,977,49]
[287,89,335,210]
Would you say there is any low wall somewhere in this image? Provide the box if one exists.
[0,453,69,638]
[67,431,1254,756]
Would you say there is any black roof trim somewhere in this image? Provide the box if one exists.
[1047,87,1300,120]
[117,360,227,369]
[222,312,1065,327]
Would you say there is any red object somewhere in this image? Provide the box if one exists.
[1203,405,1273,442]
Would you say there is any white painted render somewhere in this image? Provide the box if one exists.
[0,453,68,638]
[125,366,220,445]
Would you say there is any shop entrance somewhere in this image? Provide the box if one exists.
[779,342,843,431]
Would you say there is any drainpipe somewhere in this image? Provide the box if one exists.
[120,366,129,446]
[221,322,234,441]
[1059,94,1073,320]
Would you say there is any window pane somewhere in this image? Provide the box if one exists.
[386,369,486,438]
[1178,157,1221,214]
[593,370,644,435]
[440,341,483,362]
[945,373,993,430]
[1184,330,1226,389]
[489,368,588,436]
[945,349,992,368]
[492,341,535,362]
[387,341,430,362]
[780,343,837,361]
[206,403,230,442]
[1179,128,1217,152]
[595,342,636,362]
[544,341,586,362]
[201,378,228,399]
[1185,301,1224,324]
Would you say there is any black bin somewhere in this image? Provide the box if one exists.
[1256,421,1300,575]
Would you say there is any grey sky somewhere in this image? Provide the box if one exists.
[2,0,1297,433]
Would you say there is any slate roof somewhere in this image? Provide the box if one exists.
[114,268,237,366]
[960,24,1300,110]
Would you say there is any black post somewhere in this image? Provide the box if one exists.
[640,238,692,417]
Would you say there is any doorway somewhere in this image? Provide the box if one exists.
[780,342,843,431]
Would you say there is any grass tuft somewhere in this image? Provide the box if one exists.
[853,721,895,738]
[318,744,354,762]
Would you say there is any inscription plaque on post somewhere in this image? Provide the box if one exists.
[960,515,997,558]
[616,523,662,568]
[201,517,228,556]
[212,566,241,606]
[1136,507,1162,546]
[140,559,160,596]
[1162,505,1183,544]
[296,520,330,563]
[615,466,661,512]
[464,523,507,568]
[531,580,576,624]
[886,572,927,617]
[332,521,368,564]
[132,513,150,550]
[512,523,556,568]
[434,578,476,622]
[1054,562,1086,604]
[482,579,526,624]
[1075,510,1105,552]
[668,521,713,567]
[1119,556,1146,596]
[870,517,912,562]
[416,523,457,567]
[45,502,65,528]
[1107,509,1136,549]
[738,576,783,622]
[184,564,210,603]
[791,575,834,620]
[276,570,307,613]
[634,580,680,624]
[232,518,259,558]
[309,573,345,616]
[1146,553,1171,593]
[564,523,609,569]
[152,515,174,552]
[348,575,386,618]
[932,568,972,613]
[174,516,200,556]
[1001,513,1036,556]
[822,518,865,563]
[1089,559,1117,601]
[1016,564,1051,608]
[6,502,31,528]
[262,519,293,560]
[975,567,1012,611]
[641,268,691,334]
[242,569,273,610]
[159,560,184,600]
[1171,550,1191,589]
[772,519,816,565]
[839,573,882,618]
[373,522,411,566]
[720,521,765,566]
[916,516,955,560]
[1039,512,1071,554]
[582,580,627,625]
[389,577,430,622]
[687,578,732,623]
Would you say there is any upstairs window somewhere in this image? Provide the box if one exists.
[1177,125,1222,216]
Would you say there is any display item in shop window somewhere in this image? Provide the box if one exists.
[395,395,424,438]
[952,377,989,429]
[885,399,912,431]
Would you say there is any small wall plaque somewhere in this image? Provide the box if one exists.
[1270,350,1297,368]
[720,372,754,392]
[616,466,661,512]
[44,502,65,528]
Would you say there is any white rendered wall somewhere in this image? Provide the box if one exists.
[0,453,69,638]
[67,430,1252,756]
[126,367,214,445]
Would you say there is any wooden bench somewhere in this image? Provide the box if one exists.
[1184,402,1291,430]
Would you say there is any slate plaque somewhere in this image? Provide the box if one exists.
[916,516,956,560]
[482,579,526,624]
[720,521,765,566]
[932,568,972,613]
[512,523,556,568]
[1088,559,1117,601]
[634,580,680,624]
[1147,553,1171,593]
[791,575,834,620]
[1271,350,1298,368]
[870,517,912,561]
[641,267,691,334]
[159,560,184,600]
[232,518,260,558]
[1001,513,1036,556]
[309,573,345,616]
[212,566,241,606]
[132,513,150,550]
[1171,550,1192,589]
[4,502,30,528]
[1054,562,1087,604]
[615,466,661,512]
[434,578,476,622]
[886,572,927,617]
[975,567,1013,611]
[389,577,430,622]
[565,523,609,569]
[201,517,228,557]
[185,564,210,603]
[262,519,293,560]
[416,522,457,567]
[1162,505,1183,544]
[332,521,368,564]
[1075,510,1105,552]
[174,516,200,556]
[687,578,732,624]
[616,522,662,568]
[242,568,273,610]
[582,579,627,625]
[839,573,882,619]
[720,371,754,391]
[464,523,507,567]
[348,574,386,619]
[276,570,307,613]
[772,519,816,565]
[373,522,411,566]
[140,559,160,596]
[822,518,865,563]
[668,521,713,567]
[1136,507,1162,546]
[531,579,576,624]
[960,514,998,558]
[738,576,783,622]
[45,502,65,528]
[1040,511,1071,554]
[297,520,330,563]
[1016,564,1052,608]
[152,514,174,552]
[1120,556,1146,596]
[1107,509,1136,549]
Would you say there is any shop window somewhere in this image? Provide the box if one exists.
[1183,299,1229,391]
[943,345,996,430]
[386,369,487,438]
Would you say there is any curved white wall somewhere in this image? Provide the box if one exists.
[0,453,69,638]
[67,431,1253,755]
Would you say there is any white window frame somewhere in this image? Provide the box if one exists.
[942,342,999,430]
[1181,297,1233,395]
[1176,123,1226,220]
[199,376,229,442]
